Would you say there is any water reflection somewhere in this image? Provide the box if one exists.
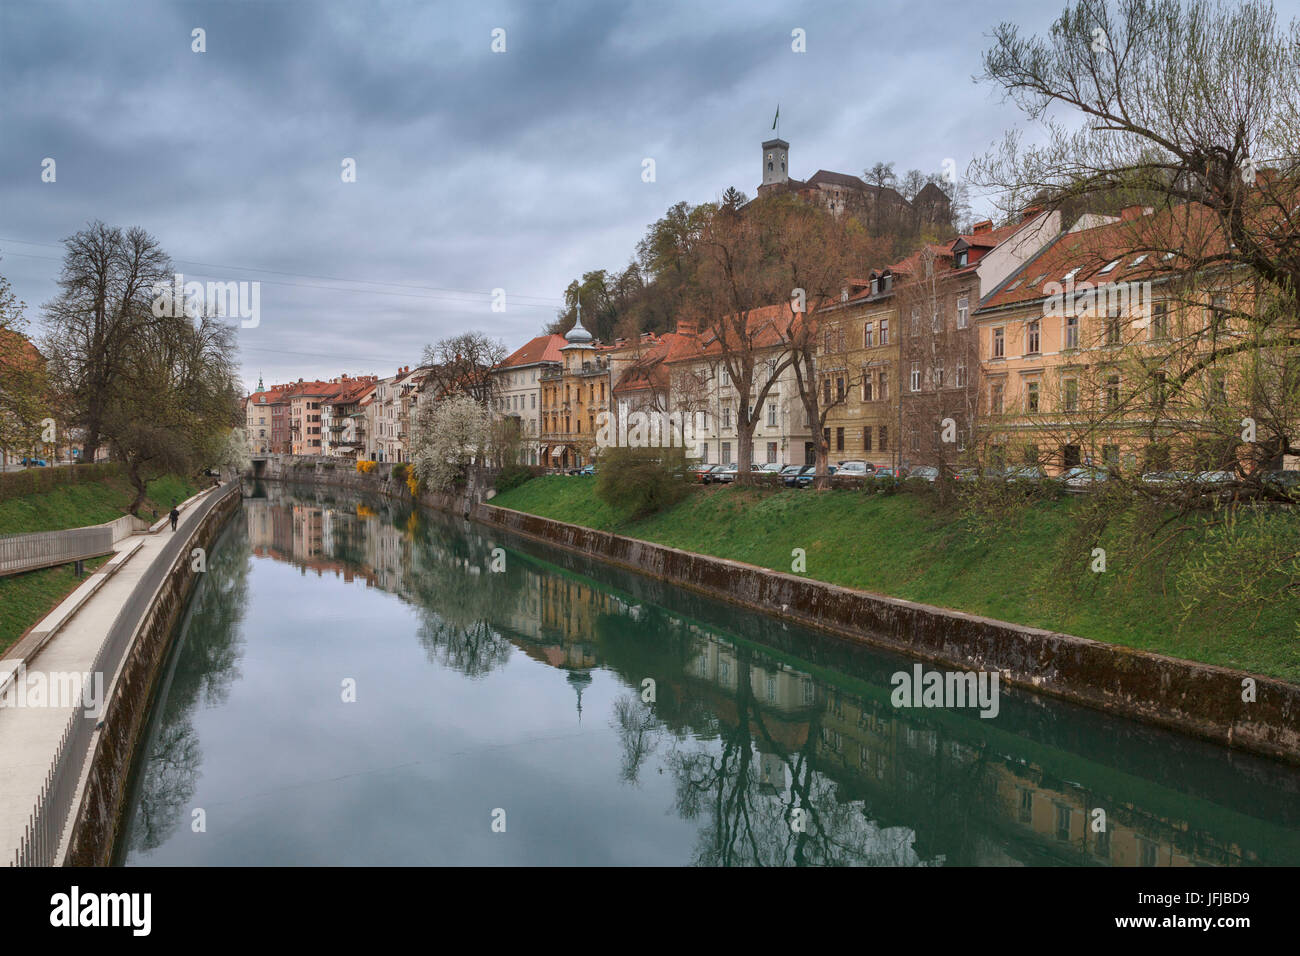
[115,481,1300,866]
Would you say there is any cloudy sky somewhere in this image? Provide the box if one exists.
[2,0,1092,392]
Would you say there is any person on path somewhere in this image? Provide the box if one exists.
[169,503,180,531]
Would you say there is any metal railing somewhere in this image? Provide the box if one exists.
[9,482,239,867]
[0,526,115,577]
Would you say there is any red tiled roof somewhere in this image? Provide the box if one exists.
[978,203,1224,312]
[501,333,566,368]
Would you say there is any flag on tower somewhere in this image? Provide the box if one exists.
[772,105,779,130]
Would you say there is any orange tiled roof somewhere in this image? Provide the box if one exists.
[500,333,566,368]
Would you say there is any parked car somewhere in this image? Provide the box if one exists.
[784,465,815,487]
[710,462,741,484]
[796,465,837,487]
[834,460,874,476]
[1140,470,1194,486]
[1062,465,1110,491]
[1003,465,1047,482]
[21,457,48,467]
[1260,469,1300,498]
[689,463,714,482]
[873,466,907,479]
[578,464,596,476]
[909,465,939,483]
[755,462,783,474]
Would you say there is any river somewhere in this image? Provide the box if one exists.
[114,481,1300,866]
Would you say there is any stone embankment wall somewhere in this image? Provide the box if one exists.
[65,485,242,866]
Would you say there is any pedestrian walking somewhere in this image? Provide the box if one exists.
[169,503,180,531]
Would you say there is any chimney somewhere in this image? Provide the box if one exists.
[972,219,993,234]
[675,318,698,336]
[1020,204,1044,222]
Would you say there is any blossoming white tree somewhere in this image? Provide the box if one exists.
[411,394,491,491]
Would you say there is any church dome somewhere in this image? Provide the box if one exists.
[565,314,593,344]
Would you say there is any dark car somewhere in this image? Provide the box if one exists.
[689,462,714,483]
[796,465,837,487]
[783,465,814,487]
[873,466,907,479]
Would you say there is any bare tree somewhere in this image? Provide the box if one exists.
[41,222,172,464]
[420,332,507,407]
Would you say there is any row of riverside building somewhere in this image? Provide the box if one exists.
[242,139,1295,477]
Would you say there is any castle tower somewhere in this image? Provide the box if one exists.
[761,138,789,190]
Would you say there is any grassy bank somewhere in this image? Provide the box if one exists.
[0,473,196,535]
[0,556,110,654]
[0,471,199,653]
[492,476,1300,682]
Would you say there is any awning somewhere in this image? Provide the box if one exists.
[550,446,563,458]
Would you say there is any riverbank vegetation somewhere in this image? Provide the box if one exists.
[0,471,196,535]
[491,476,1300,682]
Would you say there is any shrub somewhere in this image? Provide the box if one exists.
[595,447,690,519]
[391,462,409,482]
[902,476,932,495]
[867,475,900,495]
[355,460,377,474]
[495,464,534,494]
[405,471,420,497]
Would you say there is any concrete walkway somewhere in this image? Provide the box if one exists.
[0,486,223,863]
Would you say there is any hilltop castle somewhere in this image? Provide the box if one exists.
[756,137,952,230]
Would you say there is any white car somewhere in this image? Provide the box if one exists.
[1061,466,1109,491]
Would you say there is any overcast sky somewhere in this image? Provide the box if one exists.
[1,0,1152,392]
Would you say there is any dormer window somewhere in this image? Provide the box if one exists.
[1098,259,1120,274]
[955,250,968,267]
